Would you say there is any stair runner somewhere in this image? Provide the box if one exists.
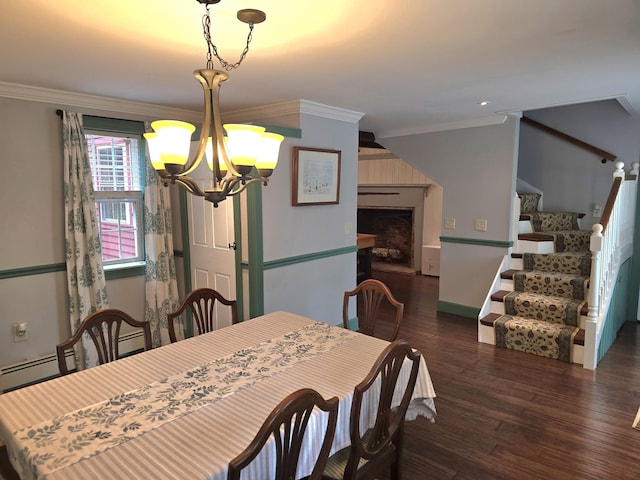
[489,193,592,362]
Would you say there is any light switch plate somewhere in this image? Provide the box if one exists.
[444,217,456,229]
[474,218,488,231]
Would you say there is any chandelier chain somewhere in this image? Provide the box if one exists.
[203,5,255,72]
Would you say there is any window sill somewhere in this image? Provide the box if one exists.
[104,262,146,280]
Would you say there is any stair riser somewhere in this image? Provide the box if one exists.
[510,258,523,270]
[515,239,555,254]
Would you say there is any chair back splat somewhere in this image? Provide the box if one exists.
[343,279,404,341]
[323,340,421,480]
[168,288,239,343]
[56,309,152,376]
[227,388,339,480]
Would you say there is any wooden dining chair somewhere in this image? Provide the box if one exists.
[168,288,239,343]
[322,340,421,480]
[227,388,339,480]
[56,309,152,376]
[343,279,404,341]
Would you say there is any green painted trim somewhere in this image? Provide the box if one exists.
[0,263,66,280]
[0,262,146,281]
[598,258,634,363]
[437,300,480,319]
[194,125,301,140]
[83,116,145,135]
[347,317,358,331]
[261,125,302,139]
[105,265,145,280]
[233,194,245,321]
[629,182,640,321]
[246,184,265,317]
[440,236,513,248]
[179,189,194,338]
[263,246,358,270]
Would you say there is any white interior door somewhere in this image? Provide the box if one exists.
[186,155,236,329]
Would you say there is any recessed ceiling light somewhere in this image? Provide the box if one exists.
[478,101,491,106]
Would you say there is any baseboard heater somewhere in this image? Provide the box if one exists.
[0,331,146,393]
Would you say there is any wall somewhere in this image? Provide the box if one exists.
[260,107,361,325]
[0,97,154,368]
[380,117,520,313]
[519,100,640,226]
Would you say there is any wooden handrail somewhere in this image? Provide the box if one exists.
[522,116,617,163]
[599,176,622,233]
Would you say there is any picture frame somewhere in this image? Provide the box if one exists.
[292,147,342,206]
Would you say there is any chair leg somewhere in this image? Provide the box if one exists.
[390,422,405,480]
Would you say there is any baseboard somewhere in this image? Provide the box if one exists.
[0,331,146,393]
[437,300,480,319]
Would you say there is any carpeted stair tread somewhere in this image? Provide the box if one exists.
[494,314,580,362]
[522,252,591,275]
[492,290,589,316]
[512,270,589,300]
[503,291,586,326]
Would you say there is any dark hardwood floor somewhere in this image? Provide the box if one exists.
[374,270,640,480]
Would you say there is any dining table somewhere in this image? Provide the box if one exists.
[0,310,436,480]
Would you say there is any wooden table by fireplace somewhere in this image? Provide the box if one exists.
[356,233,376,283]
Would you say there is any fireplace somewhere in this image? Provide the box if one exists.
[357,207,414,269]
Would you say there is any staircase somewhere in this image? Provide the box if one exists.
[479,193,592,364]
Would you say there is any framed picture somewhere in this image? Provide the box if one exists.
[292,147,342,206]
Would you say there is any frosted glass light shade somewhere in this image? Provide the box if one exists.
[256,132,284,170]
[224,124,265,168]
[205,136,229,174]
[150,120,196,166]
[143,132,165,171]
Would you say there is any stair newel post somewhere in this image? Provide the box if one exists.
[631,162,639,177]
[585,223,603,370]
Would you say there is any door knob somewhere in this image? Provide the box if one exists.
[228,242,237,250]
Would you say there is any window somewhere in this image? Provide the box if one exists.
[85,126,144,268]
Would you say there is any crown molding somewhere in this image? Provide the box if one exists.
[224,99,365,125]
[0,81,201,122]
[377,115,508,139]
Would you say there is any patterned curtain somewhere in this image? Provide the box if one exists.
[143,123,179,347]
[62,111,109,370]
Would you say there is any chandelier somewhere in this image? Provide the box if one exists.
[144,0,283,207]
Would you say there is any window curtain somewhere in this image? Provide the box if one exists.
[143,122,179,347]
[62,111,109,371]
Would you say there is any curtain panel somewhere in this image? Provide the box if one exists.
[62,111,109,370]
[143,122,180,347]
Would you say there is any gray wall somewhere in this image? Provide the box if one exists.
[0,97,148,367]
[381,117,520,310]
[519,99,640,226]
[262,111,359,324]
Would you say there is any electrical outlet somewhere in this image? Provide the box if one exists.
[474,218,488,232]
[13,322,28,342]
[593,205,602,218]
[444,217,456,229]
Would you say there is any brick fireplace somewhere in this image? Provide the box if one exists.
[357,186,428,273]
[357,208,414,269]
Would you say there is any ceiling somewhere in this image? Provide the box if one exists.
[2,0,640,140]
